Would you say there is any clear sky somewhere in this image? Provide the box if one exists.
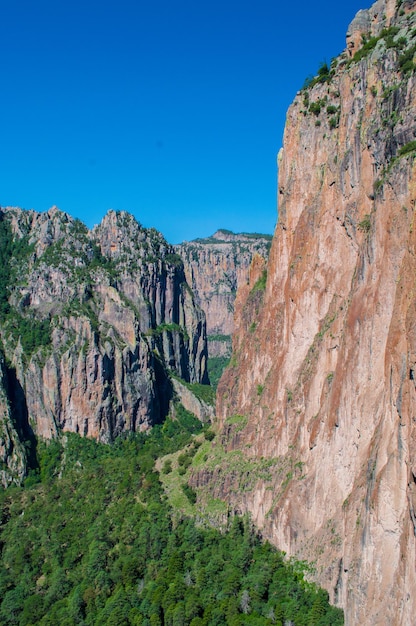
[1,0,369,243]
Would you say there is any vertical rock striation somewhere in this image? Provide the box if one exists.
[0,207,208,444]
[214,1,416,623]
[176,230,271,357]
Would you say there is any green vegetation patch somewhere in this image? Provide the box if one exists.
[352,34,380,62]
[172,376,215,405]
[251,268,267,294]
[348,26,416,72]
[398,42,416,74]
[0,215,52,358]
[207,334,231,343]
[0,215,33,319]
[4,315,52,358]
[302,61,335,90]
[164,252,183,266]
[146,321,189,340]
[61,297,100,333]
[398,140,416,156]
[371,137,416,194]
[207,355,230,389]
[185,381,215,405]
[197,439,284,494]
[358,215,372,233]
[225,413,248,432]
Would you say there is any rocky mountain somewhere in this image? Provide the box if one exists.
[195,1,416,624]
[176,230,271,359]
[0,207,208,484]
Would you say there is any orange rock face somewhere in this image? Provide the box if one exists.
[215,2,416,624]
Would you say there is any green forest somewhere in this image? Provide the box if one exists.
[0,410,343,626]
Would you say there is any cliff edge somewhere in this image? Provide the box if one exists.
[212,1,416,623]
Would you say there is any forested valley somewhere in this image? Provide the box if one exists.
[0,408,343,626]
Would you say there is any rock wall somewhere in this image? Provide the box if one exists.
[212,1,416,624]
[176,230,271,357]
[0,353,27,487]
[0,207,208,444]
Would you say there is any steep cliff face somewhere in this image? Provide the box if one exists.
[0,353,27,487]
[176,230,271,358]
[212,1,416,624]
[0,207,208,444]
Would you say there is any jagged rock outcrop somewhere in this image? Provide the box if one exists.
[206,1,416,624]
[0,207,208,446]
[176,230,271,357]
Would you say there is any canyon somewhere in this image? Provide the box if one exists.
[176,229,271,359]
[1,0,416,624]
[0,209,268,488]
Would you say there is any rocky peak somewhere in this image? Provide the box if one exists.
[93,209,168,263]
[346,0,412,57]
[94,210,144,259]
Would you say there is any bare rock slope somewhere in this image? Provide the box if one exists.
[206,1,416,624]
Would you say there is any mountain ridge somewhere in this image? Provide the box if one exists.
[0,206,209,485]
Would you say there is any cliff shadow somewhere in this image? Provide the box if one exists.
[152,355,175,425]
[5,365,38,474]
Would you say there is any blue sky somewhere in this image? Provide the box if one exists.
[1,0,369,243]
